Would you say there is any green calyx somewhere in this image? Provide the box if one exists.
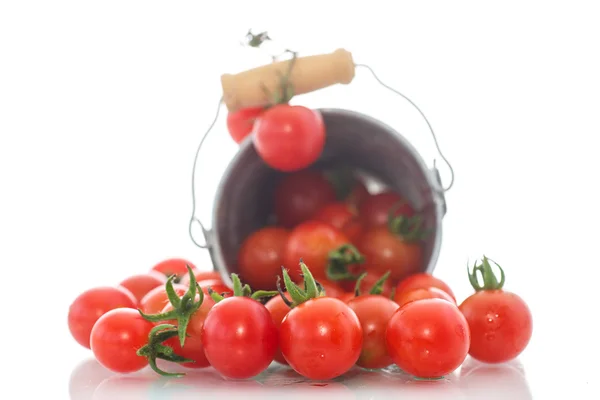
[260,50,297,107]
[277,259,325,308]
[353,270,391,297]
[326,244,365,281]
[468,256,505,291]
[136,324,194,377]
[388,211,429,242]
[208,273,278,303]
[139,265,203,347]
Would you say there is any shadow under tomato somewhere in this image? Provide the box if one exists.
[69,358,115,400]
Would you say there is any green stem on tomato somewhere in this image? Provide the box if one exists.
[467,255,506,291]
[208,273,278,303]
[354,272,367,297]
[325,244,365,281]
[369,270,391,295]
[277,259,325,308]
[136,324,194,377]
[139,265,203,347]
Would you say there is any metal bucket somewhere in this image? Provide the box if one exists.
[200,108,447,288]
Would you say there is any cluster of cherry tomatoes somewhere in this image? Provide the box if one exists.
[227,105,326,172]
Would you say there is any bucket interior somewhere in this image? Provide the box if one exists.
[210,109,444,284]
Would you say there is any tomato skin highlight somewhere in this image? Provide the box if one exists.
[151,258,197,279]
[90,308,154,373]
[274,171,337,229]
[358,227,423,282]
[202,297,278,379]
[359,191,414,229]
[313,202,363,244]
[226,107,264,144]
[265,293,292,365]
[394,286,455,308]
[237,226,289,290]
[68,286,137,349]
[280,297,363,380]
[253,105,325,172]
[139,284,188,314]
[459,290,532,364]
[180,270,222,286]
[162,294,215,369]
[283,221,351,281]
[386,299,470,378]
[119,272,167,303]
[395,273,456,301]
[347,295,400,369]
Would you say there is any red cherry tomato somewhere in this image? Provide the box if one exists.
[139,284,188,314]
[119,272,167,303]
[359,191,414,229]
[358,227,423,282]
[150,258,197,280]
[68,286,137,349]
[202,297,278,379]
[253,105,325,172]
[283,221,351,281]
[265,293,292,365]
[90,308,154,373]
[314,278,346,298]
[280,296,363,380]
[386,299,470,378]
[274,171,336,228]
[347,295,400,369]
[238,226,289,290]
[345,180,370,209]
[313,202,363,243]
[226,107,264,144]
[338,292,356,303]
[180,270,222,286]
[162,294,216,369]
[460,291,532,363]
[339,270,394,298]
[199,280,233,298]
[395,273,456,301]
[394,286,455,308]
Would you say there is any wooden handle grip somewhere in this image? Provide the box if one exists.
[221,49,355,113]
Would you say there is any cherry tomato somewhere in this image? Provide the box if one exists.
[313,202,362,243]
[90,308,154,373]
[265,293,292,365]
[395,272,456,301]
[199,280,233,298]
[339,270,394,298]
[358,227,423,282]
[237,226,289,290]
[359,191,414,229]
[315,278,346,299]
[345,180,370,209]
[253,105,325,172]
[119,272,167,303]
[274,171,337,228]
[226,107,264,144]
[139,284,188,314]
[386,299,470,378]
[150,258,197,280]
[162,294,215,369]
[459,291,532,363]
[347,295,400,369]
[280,296,363,380]
[202,297,278,379]
[322,167,370,209]
[68,286,137,349]
[180,270,222,286]
[283,221,350,281]
[394,286,455,308]
[338,292,356,303]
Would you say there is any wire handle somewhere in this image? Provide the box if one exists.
[354,63,455,192]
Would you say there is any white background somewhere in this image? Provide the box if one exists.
[1,1,599,398]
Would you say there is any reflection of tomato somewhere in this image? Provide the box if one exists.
[359,191,414,229]
[265,293,292,365]
[163,294,215,369]
[227,107,264,144]
[150,258,197,280]
[313,202,362,243]
[283,221,350,281]
[180,270,222,286]
[358,227,423,282]
[274,171,336,228]
[386,299,470,378]
[119,272,166,303]
[395,273,456,301]
[238,226,289,290]
[348,295,399,369]
[69,358,113,400]
[394,286,455,308]
[139,284,187,314]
